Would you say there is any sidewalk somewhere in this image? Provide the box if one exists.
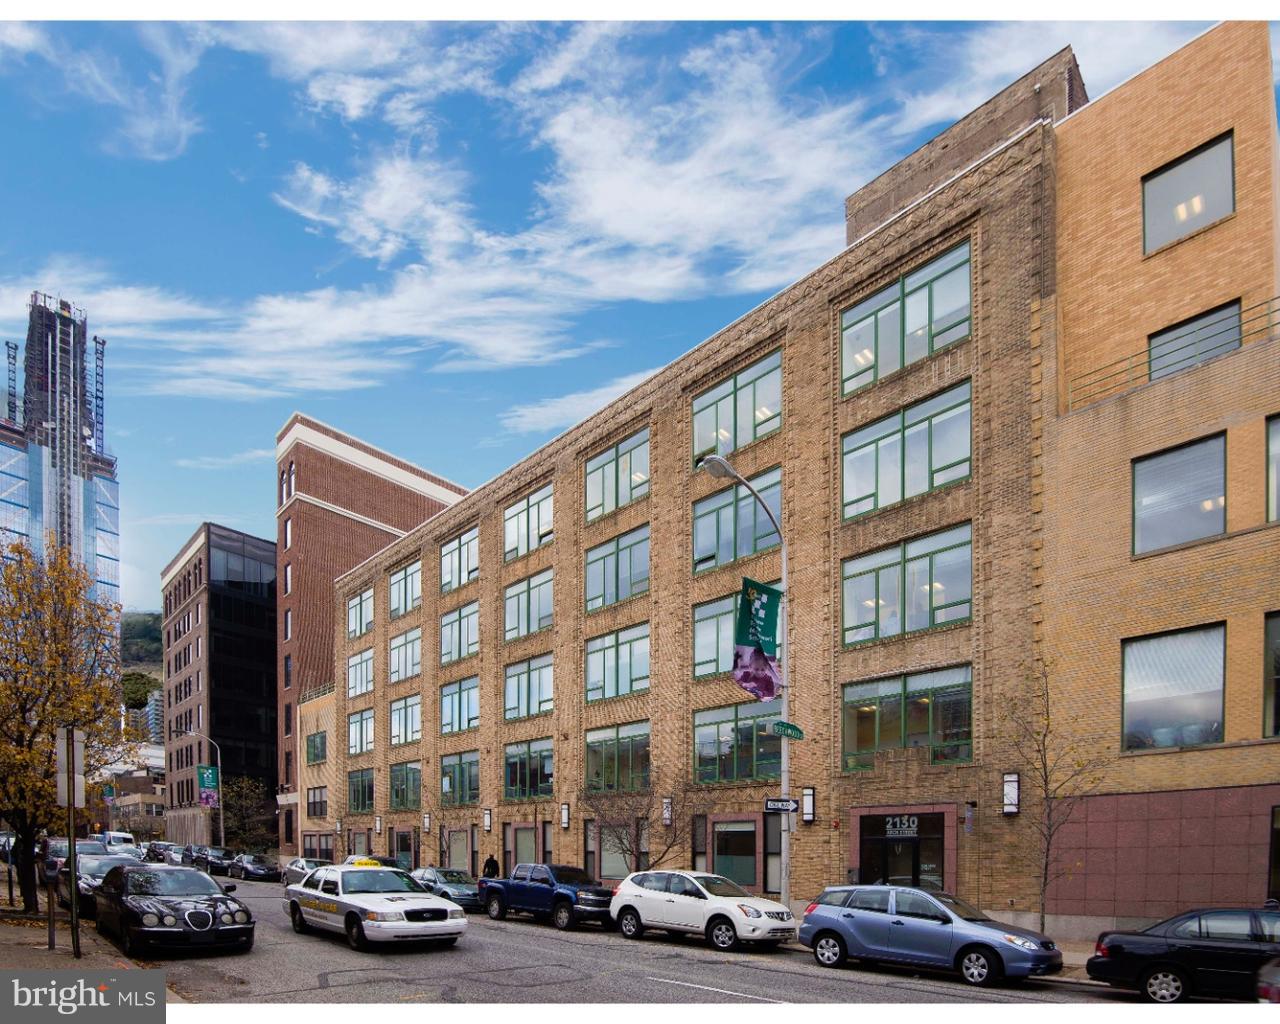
[0,894,187,1003]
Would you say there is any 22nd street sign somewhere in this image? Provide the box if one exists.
[764,798,800,813]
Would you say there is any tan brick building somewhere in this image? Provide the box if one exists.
[275,414,467,857]
[291,23,1280,935]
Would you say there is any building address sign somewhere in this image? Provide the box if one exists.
[884,814,919,838]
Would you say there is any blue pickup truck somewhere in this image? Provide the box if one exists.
[478,863,615,931]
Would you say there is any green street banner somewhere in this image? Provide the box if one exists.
[732,577,782,700]
[197,764,220,809]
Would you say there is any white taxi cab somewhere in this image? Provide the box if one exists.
[283,861,467,951]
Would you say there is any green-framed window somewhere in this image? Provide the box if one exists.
[692,467,781,573]
[389,560,421,617]
[1142,132,1234,254]
[586,623,650,702]
[389,693,421,746]
[585,525,649,610]
[504,738,553,799]
[389,627,421,682]
[694,699,781,784]
[441,527,479,593]
[587,429,650,522]
[347,587,374,638]
[348,708,374,755]
[841,523,971,645]
[305,731,327,765]
[586,722,651,792]
[346,648,373,697]
[693,595,736,677]
[1132,435,1225,554]
[693,351,781,463]
[842,381,971,518]
[505,569,554,640]
[842,665,972,770]
[441,601,479,665]
[841,241,971,394]
[347,768,373,813]
[389,761,421,810]
[505,654,554,720]
[504,484,554,561]
[1122,623,1224,751]
[442,751,480,806]
[1265,613,1280,739]
[441,676,479,734]
[1266,417,1278,523]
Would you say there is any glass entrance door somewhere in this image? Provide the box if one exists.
[514,825,536,865]
[448,830,468,870]
[394,830,413,870]
[858,813,944,890]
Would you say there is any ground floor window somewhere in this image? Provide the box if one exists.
[1270,807,1280,902]
[763,813,781,894]
[515,825,536,865]
[470,825,479,878]
[1265,612,1279,738]
[350,830,369,855]
[583,818,596,878]
[392,828,416,870]
[692,815,707,871]
[713,821,756,886]
[542,821,553,864]
[859,813,944,891]
[448,829,468,870]
[302,832,334,861]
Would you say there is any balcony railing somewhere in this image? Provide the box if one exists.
[298,681,336,705]
[1067,295,1279,411]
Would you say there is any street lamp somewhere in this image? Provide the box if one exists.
[176,730,224,847]
[697,453,792,912]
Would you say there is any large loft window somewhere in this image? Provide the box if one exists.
[692,467,781,573]
[1265,613,1280,739]
[347,588,373,639]
[692,352,781,463]
[1143,132,1234,253]
[585,525,649,610]
[389,694,422,746]
[1123,624,1224,750]
[586,429,650,522]
[842,665,972,770]
[505,569,554,640]
[504,739,553,800]
[841,241,971,394]
[504,485,553,562]
[441,527,478,593]
[441,751,480,806]
[1269,417,1279,523]
[694,700,781,783]
[585,722,651,792]
[388,628,421,682]
[440,676,479,734]
[389,560,422,617]
[586,623,650,702]
[1148,302,1242,382]
[504,654,554,720]
[346,648,373,698]
[1133,435,1225,554]
[842,523,972,645]
[842,381,971,518]
[440,601,479,665]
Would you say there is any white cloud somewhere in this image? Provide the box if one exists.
[498,368,660,435]
[174,448,275,470]
[0,22,46,55]
[887,22,1211,136]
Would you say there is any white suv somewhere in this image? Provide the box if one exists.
[609,870,796,950]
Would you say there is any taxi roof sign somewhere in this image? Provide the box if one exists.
[350,857,382,866]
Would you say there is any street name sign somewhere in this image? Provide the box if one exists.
[769,720,804,740]
[764,798,800,813]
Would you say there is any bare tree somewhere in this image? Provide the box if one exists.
[1006,659,1113,933]
[577,773,714,875]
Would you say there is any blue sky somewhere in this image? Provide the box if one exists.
[0,19,1273,610]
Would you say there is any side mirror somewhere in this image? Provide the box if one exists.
[935,915,951,924]
[223,884,237,893]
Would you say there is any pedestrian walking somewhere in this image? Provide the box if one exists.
[482,853,499,878]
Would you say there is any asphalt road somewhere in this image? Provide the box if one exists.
[120,879,1130,1004]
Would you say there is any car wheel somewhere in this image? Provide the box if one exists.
[239,934,254,953]
[958,946,1003,987]
[290,904,309,935]
[707,917,739,952]
[121,925,140,958]
[618,908,644,939]
[553,901,576,931]
[94,916,106,936]
[486,894,507,920]
[813,932,847,968]
[1140,966,1189,1004]
[345,915,368,952]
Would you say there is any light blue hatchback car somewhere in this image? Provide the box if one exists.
[799,885,1062,987]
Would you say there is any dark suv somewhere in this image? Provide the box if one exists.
[193,846,234,875]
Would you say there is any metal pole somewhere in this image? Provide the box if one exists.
[65,729,80,959]
[216,741,225,848]
[699,460,792,913]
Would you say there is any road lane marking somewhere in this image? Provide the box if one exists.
[645,977,786,1003]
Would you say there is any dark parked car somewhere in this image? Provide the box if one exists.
[411,867,482,911]
[55,855,138,917]
[38,838,108,886]
[94,864,254,956]
[194,846,234,875]
[1258,957,1280,1003]
[229,854,280,882]
[143,842,175,864]
[1087,908,1280,1002]
[282,857,332,886]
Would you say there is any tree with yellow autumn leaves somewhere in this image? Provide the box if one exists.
[0,537,130,911]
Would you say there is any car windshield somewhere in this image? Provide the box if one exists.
[551,866,594,886]
[246,856,270,865]
[125,869,223,896]
[304,859,329,868]
[933,893,989,922]
[693,875,750,898]
[205,848,229,858]
[76,843,108,856]
[437,870,473,885]
[79,856,135,878]
[342,870,426,895]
